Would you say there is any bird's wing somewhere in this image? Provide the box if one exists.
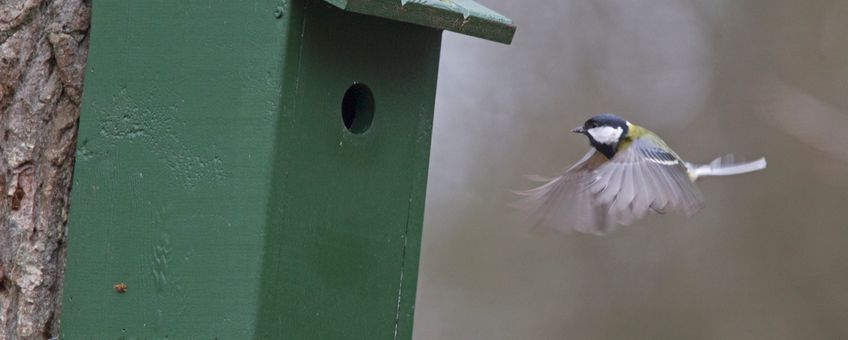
[512,149,615,234]
[513,136,704,235]
[590,136,705,225]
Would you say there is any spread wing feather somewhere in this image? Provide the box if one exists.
[513,136,705,235]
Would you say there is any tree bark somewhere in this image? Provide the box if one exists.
[0,0,89,338]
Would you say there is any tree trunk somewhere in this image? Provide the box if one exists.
[0,0,89,338]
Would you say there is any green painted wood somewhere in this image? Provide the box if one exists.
[323,0,515,44]
[62,0,438,338]
[255,1,439,338]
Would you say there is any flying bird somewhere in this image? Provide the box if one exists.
[513,113,767,235]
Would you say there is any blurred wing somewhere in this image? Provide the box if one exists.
[512,149,616,234]
[590,136,705,226]
[513,137,704,235]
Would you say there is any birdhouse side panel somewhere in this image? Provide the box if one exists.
[61,1,292,338]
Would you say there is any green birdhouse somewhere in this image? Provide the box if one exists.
[61,0,514,338]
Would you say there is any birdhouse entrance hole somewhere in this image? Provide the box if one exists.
[341,83,374,134]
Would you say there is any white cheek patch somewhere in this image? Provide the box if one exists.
[587,126,623,145]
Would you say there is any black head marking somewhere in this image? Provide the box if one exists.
[573,113,629,159]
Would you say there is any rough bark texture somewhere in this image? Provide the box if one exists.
[0,0,89,338]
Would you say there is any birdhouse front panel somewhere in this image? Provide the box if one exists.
[255,2,440,338]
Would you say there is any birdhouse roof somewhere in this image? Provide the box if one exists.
[323,0,515,44]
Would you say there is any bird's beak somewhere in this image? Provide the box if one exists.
[571,126,585,134]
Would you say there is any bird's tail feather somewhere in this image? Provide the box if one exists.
[686,154,767,181]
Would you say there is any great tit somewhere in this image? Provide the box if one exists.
[513,113,767,235]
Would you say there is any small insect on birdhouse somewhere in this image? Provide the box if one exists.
[61,0,514,338]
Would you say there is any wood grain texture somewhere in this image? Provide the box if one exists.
[0,0,89,338]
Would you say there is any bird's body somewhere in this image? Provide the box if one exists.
[514,113,766,235]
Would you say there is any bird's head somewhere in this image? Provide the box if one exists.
[572,113,629,159]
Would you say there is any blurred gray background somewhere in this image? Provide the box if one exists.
[413,1,848,339]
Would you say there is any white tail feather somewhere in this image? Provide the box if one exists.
[686,155,767,181]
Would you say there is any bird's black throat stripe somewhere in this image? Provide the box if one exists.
[593,142,618,159]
